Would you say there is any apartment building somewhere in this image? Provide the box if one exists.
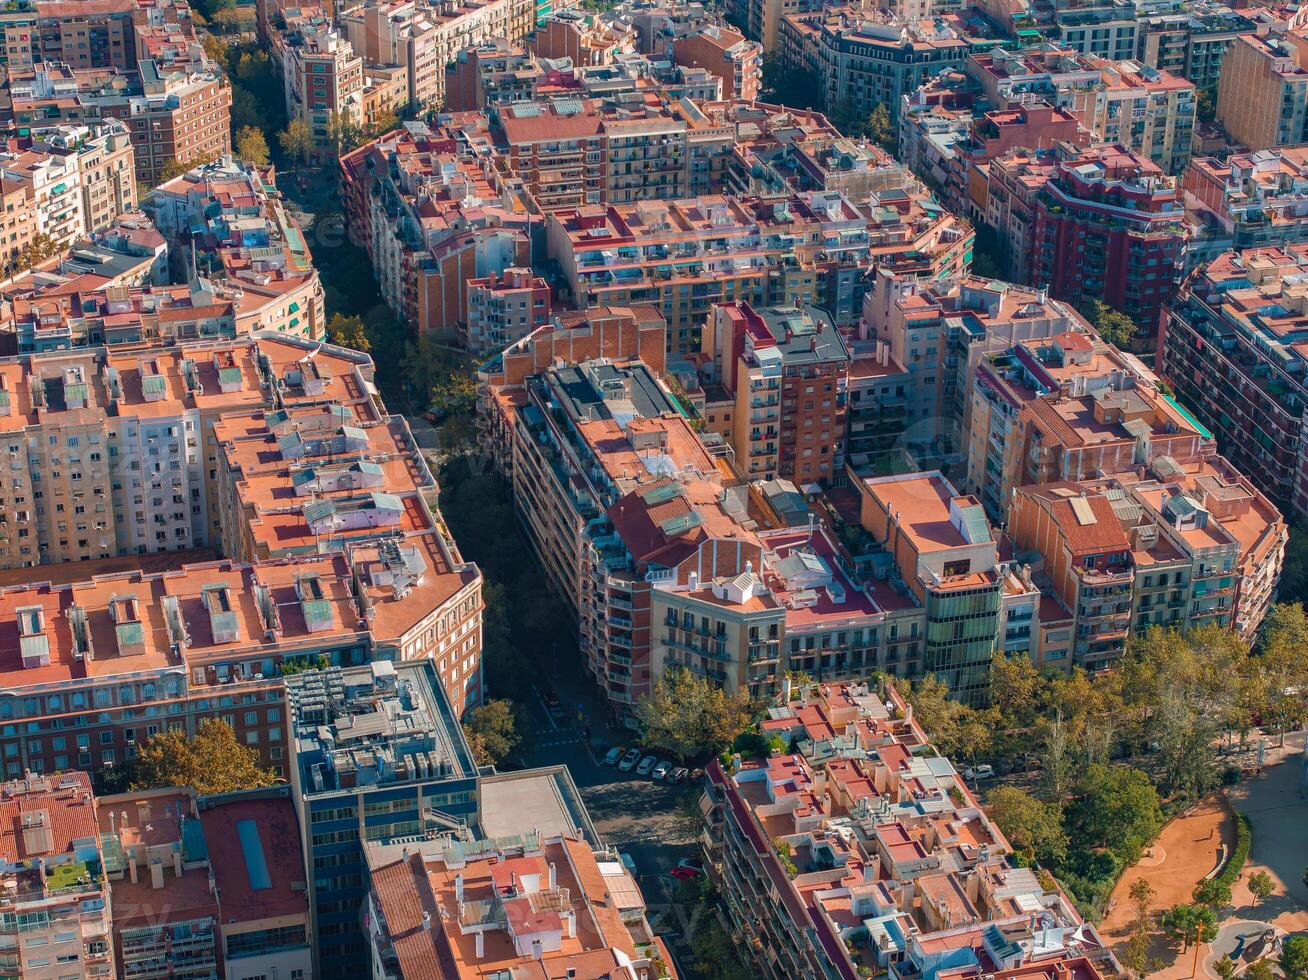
[285,661,481,980]
[779,11,974,124]
[338,0,537,113]
[143,158,325,341]
[1010,483,1137,669]
[0,771,113,978]
[1158,243,1308,522]
[858,275,1080,473]
[9,61,231,186]
[340,118,533,341]
[967,329,1140,519]
[1134,1,1255,92]
[1054,0,1138,61]
[477,305,669,472]
[901,99,1090,218]
[1006,381,1210,504]
[30,0,136,70]
[0,123,134,267]
[464,266,551,353]
[700,680,1120,979]
[276,17,365,165]
[494,96,692,210]
[1217,32,1308,152]
[707,302,849,483]
[545,188,971,354]
[1182,148,1308,269]
[364,796,676,978]
[534,7,637,65]
[1083,59,1195,173]
[672,25,762,101]
[854,472,1002,701]
[1023,143,1186,329]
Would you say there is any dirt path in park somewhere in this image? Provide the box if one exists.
[1099,796,1236,944]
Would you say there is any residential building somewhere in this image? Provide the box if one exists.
[1216,32,1308,152]
[700,680,1120,979]
[966,329,1141,519]
[1134,1,1256,93]
[1157,243,1308,522]
[340,118,534,341]
[779,11,974,125]
[30,0,137,70]
[1010,482,1138,669]
[9,59,231,186]
[285,660,481,979]
[0,771,113,978]
[672,25,762,101]
[545,188,971,354]
[338,0,537,113]
[854,471,1002,701]
[1024,143,1186,329]
[1084,59,1195,174]
[707,302,850,483]
[1053,0,1138,62]
[363,773,676,978]
[1182,148,1308,270]
[100,785,310,979]
[275,16,365,166]
[859,275,1081,473]
[0,122,136,264]
[143,157,325,341]
[464,267,551,354]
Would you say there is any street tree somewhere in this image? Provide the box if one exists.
[465,699,523,767]
[235,126,270,166]
[326,313,370,352]
[637,668,758,761]
[278,119,313,167]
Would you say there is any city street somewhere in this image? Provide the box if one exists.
[513,651,709,977]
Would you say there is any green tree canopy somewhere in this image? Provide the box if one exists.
[278,119,313,166]
[235,126,270,167]
[1159,903,1217,950]
[465,699,523,768]
[986,787,1068,866]
[637,668,758,761]
[1281,934,1308,980]
[1067,764,1163,864]
[132,719,278,796]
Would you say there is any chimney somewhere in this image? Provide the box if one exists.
[548,862,557,890]
[475,930,485,958]
[173,847,182,877]
[455,873,464,902]
[782,675,792,704]
[149,860,164,890]
[533,938,544,961]
[562,908,576,939]
[128,852,139,884]
[422,911,431,929]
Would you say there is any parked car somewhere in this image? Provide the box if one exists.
[603,746,624,766]
[618,748,642,772]
[670,858,704,880]
[651,761,672,780]
[423,409,444,425]
[636,755,659,777]
[667,767,689,784]
[963,765,995,780]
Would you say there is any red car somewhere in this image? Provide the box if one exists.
[670,859,704,881]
